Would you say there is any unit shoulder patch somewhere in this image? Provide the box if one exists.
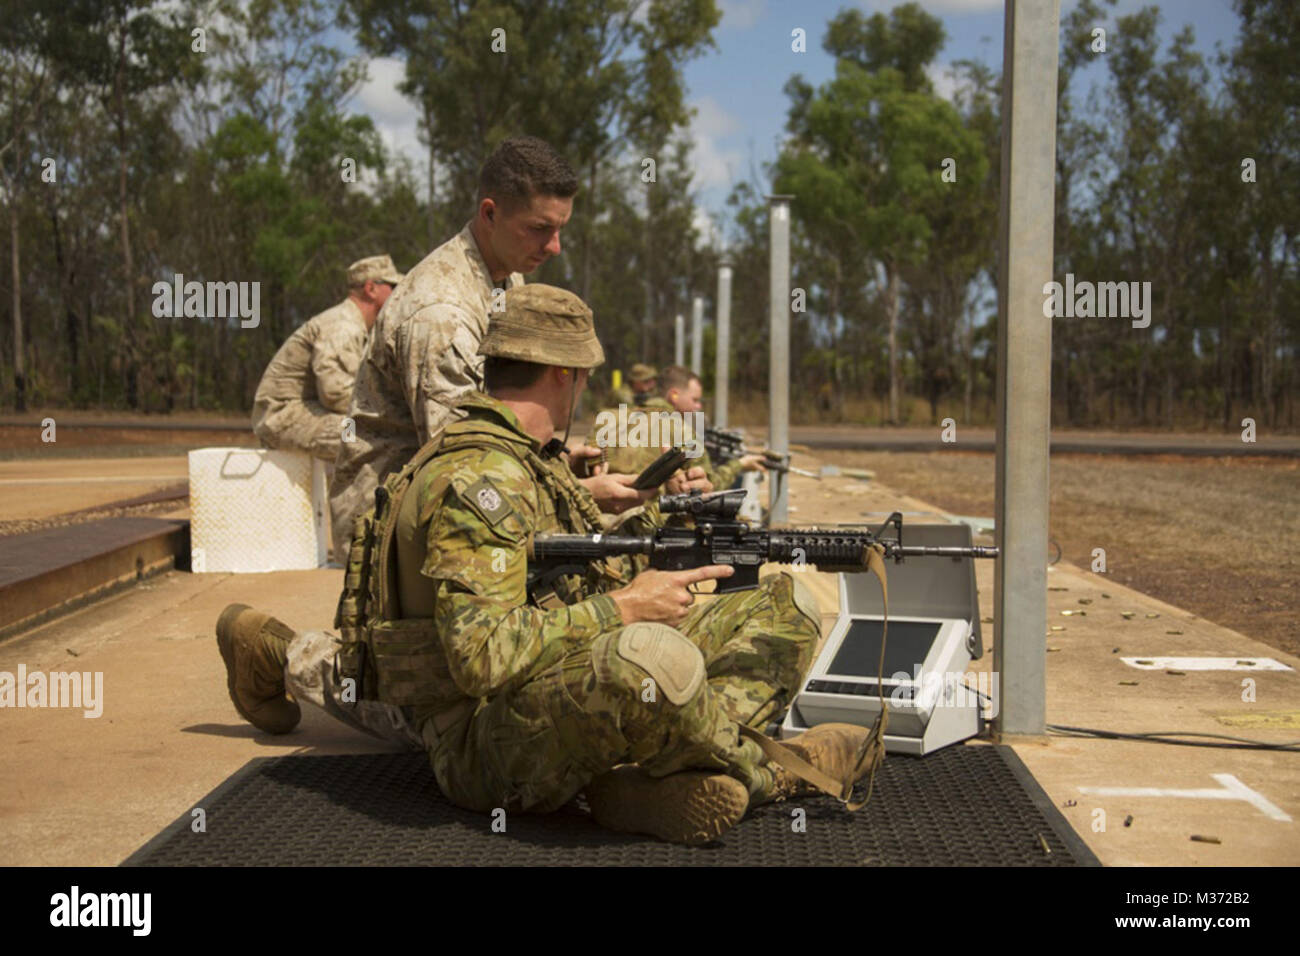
[461,475,516,527]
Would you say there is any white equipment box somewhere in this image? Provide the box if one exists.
[188,447,329,573]
[781,523,990,755]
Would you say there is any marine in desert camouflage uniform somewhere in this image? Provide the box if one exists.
[250,255,402,460]
[330,136,611,558]
[217,285,883,845]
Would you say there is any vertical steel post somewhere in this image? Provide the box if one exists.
[768,195,793,524]
[994,0,1059,737]
[674,314,685,367]
[715,263,733,428]
[691,296,704,373]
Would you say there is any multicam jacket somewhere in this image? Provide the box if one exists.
[335,392,654,724]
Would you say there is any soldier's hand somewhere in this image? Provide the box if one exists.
[567,444,608,477]
[609,566,735,626]
[580,471,654,513]
[738,454,768,473]
[663,466,713,495]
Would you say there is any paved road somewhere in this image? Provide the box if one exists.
[768,426,1300,458]
[3,417,1296,457]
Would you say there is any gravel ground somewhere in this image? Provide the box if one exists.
[814,448,1300,659]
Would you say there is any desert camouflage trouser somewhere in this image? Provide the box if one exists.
[426,572,821,814]
[253,398,347,462]
[285,629,424,749]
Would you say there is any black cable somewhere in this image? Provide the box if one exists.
[1047,723,1300,753]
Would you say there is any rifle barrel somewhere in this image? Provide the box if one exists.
[892,544,1000,559]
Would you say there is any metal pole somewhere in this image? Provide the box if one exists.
[768,195,792,524]
[674,314,685,367]
[715,263,733,428]
[994,0,1059,737]
[691,296,704,373]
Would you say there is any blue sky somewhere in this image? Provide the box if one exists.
[355,0,1243,239]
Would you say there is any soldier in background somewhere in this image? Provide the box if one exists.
[625,362,658,406]
[251,255,403,461]
[603,361,657,413]
[657,365,767,488]
[215,285,878,845]
[602,365,765,488]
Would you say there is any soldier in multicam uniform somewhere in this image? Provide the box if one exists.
[329,137,647,560]
[601,364,768,490]
[216,285,882,845]
[628,363,658,405]
[611,362,657,407]
[250,255,403,461]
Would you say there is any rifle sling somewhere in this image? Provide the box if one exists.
[739,543,890,810]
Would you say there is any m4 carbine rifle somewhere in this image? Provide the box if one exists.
[528,489,999,594]
[702,426,820,479]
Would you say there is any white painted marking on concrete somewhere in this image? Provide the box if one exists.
[1079,774,1292,822]
[1121,656,1292,672]
[0,476,185,485]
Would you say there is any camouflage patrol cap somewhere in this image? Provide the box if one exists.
[347,254,404,287]
[479,284,605,369]
[627,362,657,383]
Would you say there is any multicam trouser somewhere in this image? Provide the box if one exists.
[285,571,821,812]
[253,398,348,462]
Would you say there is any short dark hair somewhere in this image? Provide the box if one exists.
[484,355,548,392]
[659,365,700,395]
[478,136,579,211]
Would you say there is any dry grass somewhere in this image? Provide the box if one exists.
[817,449,1300,658]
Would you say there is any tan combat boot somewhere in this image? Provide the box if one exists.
[760,722,883,804]
[215,603,301,735]
[585,766,750,845]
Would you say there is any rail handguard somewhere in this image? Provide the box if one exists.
[528,489,998,594]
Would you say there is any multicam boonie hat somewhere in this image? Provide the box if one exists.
[479,284,605,369]
[347,254,405,287]
[627,362,658,383]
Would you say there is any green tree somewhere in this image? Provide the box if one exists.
[344,0,718,296]
[51,0,203,408]
[778,7,981,422]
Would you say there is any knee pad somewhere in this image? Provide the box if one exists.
[594,623,706,706]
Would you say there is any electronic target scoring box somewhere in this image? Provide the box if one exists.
[781,522,990,755]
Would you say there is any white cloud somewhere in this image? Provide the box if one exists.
[718,0,765,30]
[687,96,745,191]
[926,61,962,102]
[356,57,424,172]
[693,206,719,248]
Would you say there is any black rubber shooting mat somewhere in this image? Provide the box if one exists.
[123,744,1099,866]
